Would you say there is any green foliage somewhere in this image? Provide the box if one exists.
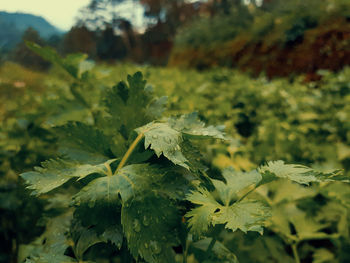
[2,45,350,263]
[258,160,346,185]
[186,168,269,236]
[13,46,349,263]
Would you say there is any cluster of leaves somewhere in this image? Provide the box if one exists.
[1,43,350,262]
[106,65,350,174]
[15,45,350,263]
[100,64,350,262]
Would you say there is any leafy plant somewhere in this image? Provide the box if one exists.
[19,44,350,263]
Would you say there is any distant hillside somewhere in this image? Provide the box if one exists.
[0,11,63,51]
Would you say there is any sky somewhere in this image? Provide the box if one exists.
[1,0,93,30]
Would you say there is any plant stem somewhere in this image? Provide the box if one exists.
[183,244,188,263]
[182,235,190,263]
[116,132,145,172]
[237,185,257,202]
[104,162,113,176]
[205,237,217,258]
[291,243,300,263]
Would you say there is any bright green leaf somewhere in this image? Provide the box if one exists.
[136,122,189,169]
[186,168,269,236]
[258,160,346,185]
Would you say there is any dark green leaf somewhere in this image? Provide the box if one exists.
[122,194,180,263]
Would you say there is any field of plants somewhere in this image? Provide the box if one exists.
[0,43,350,263]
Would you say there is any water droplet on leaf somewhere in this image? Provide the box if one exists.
[150,241,161,254]
[133,219,141,232]
[142,215,150,226]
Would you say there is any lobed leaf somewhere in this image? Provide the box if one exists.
[23,211,74,262]
[258,160,347,185]
[136,122,189,169]
[21,159,115,195]
[213,167,262,205]
[73,164,192,207]
[186,168,270,236]
[168,112,226,139]
[104,72,166,139]
[55,122,112,164]
[136,113,226,169]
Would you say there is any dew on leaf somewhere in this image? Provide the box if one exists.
[142,215,150,226]
[150,240,161,254]
[133,219,141,232]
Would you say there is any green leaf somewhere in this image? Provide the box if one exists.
[180,139,208,173]
[147,96,168,119]
[73,164,192,206]
[21,159,115,195]
[100,225,123,248]
[185,187,218,235]
[75,228,103,260]
[26,42,88,79]
[122,194,180,263]
[23,211,74,262]
[25,254,77,263]
[136,114,226,169]
[268,203,329,241]
[168,112,226,139]
[258,160,346,185]
[71,223,123,260]
[136,122,189,169]
[192,238,238,263]
[213,167,262,205]
[55,122,112,164]
[103,72,165,139]
[186,168,270,236]
[73,164,150,206]
[313,249,335,263]
[73,204,123,249]
[214,200,271,233]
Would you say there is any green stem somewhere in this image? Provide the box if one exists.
[104,162,113,177]
[116,132,144,173]
[205,237,217,259]
[183,242,188,263]
[291,243,300,263]
[237,185,257,202]
[182,234,191,263]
